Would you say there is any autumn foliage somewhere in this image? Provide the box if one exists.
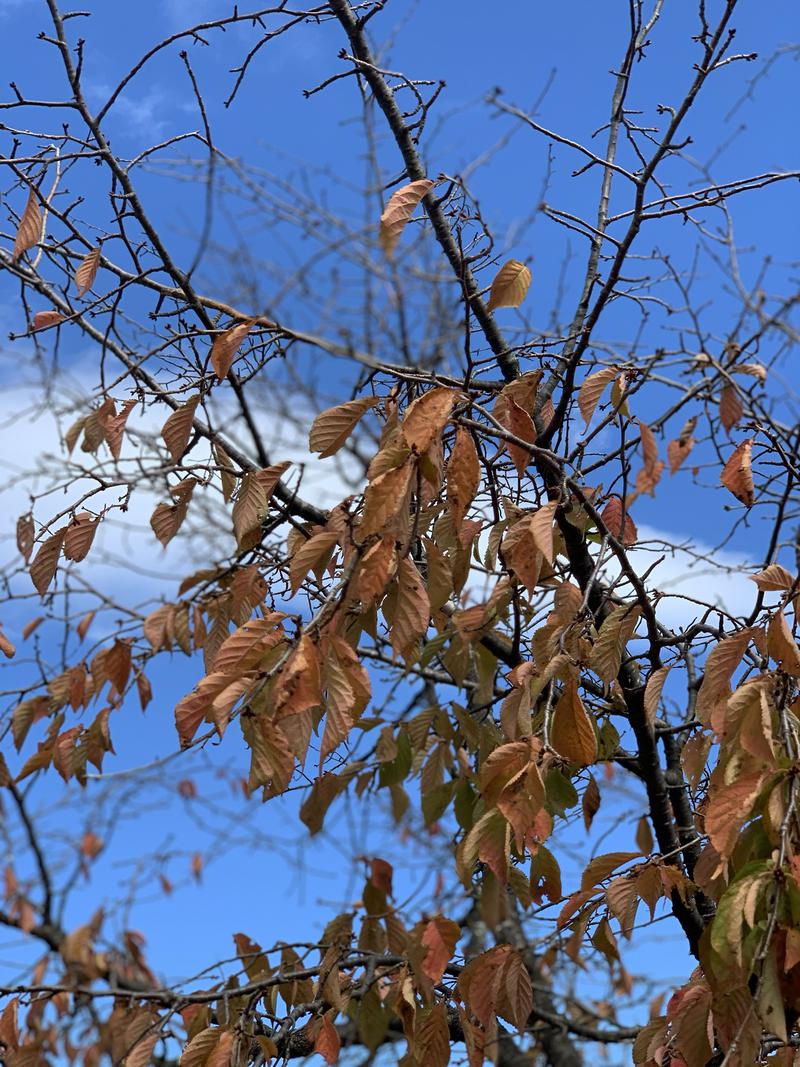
[1,3,799,1067]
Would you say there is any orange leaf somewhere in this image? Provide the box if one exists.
[600,496,637,545]
[719,383,743,433]
[31,310,65,331]
[578,367,617,425]
[314,1012,340,1065]
[420,916,460,984]
[309,397,379,459]
[402,387,457,455]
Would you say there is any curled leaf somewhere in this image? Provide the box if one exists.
[720,438,755,507]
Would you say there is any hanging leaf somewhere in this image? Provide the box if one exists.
[63,512,100,562]
[667,416,697,474]
[0,631,15,659]
[16,514,35,562]
[486,259,531,311]
[162,396,200,463]
[401,387,457,455]
[210,320,253,381]
[29,529,66,595]
[12,186,42,262]
[530,501,558,564]
[75,246,101,297]
[719,383,743,433]
[309,397,379,458]
[103,398,137,461]
[550,680,597,765]
[578,367,618,425]
[446,427,480,529]
[643,666,670,725]
[379,178,434,256]
[720,438,755,506]
[600,496,638,545]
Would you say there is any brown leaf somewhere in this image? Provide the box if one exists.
[16,514,35,562]
[63,512,100,562]
[600,496,637,545]
[12,186,42,262]
[232,464,289,548]
[379,178,434,256]
[360,461,412,540]
[749,564,795,592]
[369,858,393,896]
[420,916,459,984]
[446,427,480,529]
[578,367,617,425]
[31,310,65,331]
[75,246,101,298]
[767,611,800,676]
[719,383,743,433]
[0,630,15,659]
[643,666,670,725]
[210,320,253,381]
[314,1012,340,1065]
[486,258,531,311]
[162,396,200,463]
[590,603,641,682]
[289,530,338,595]
[721,437,755,506]
[530,501,558,564]
[103,398,136,460]
[21,617,42,640]
[550,680,597,765]
[309,397,379,459]
[494,392,535,477]
[667,430,696,474]
[151,479,197,547]
[29,529,66,595]
[401,387,457,455]
[389,556,430,661]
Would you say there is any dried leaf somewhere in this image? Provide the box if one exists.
[314,1012,340,1065]
[75,246,101,297]
[530,501,558,564]
[63,512,100,562]
[29,529,66,595]
[420,916,459,984]
[447,427,480,529]
[16,514,35,562]
[750,564,795,592]
[486,258,531,311]
[643,666,670,725]
[210,321,253,381]
[578,367,617,425]
[721,438,755,506]
[550,680,597,765]
[162,396,200,464]
[600,496,637,545]
[402,387,457,455]
[310,397,379,459]
[103,398,136,460]
[379,178,434,256]
[767,611,800,676]
[719,383,743,433]
[0,631,15,659]
[31,310,65,331]
[12,186,42,262]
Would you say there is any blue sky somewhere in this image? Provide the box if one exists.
[0,1,799,1060]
